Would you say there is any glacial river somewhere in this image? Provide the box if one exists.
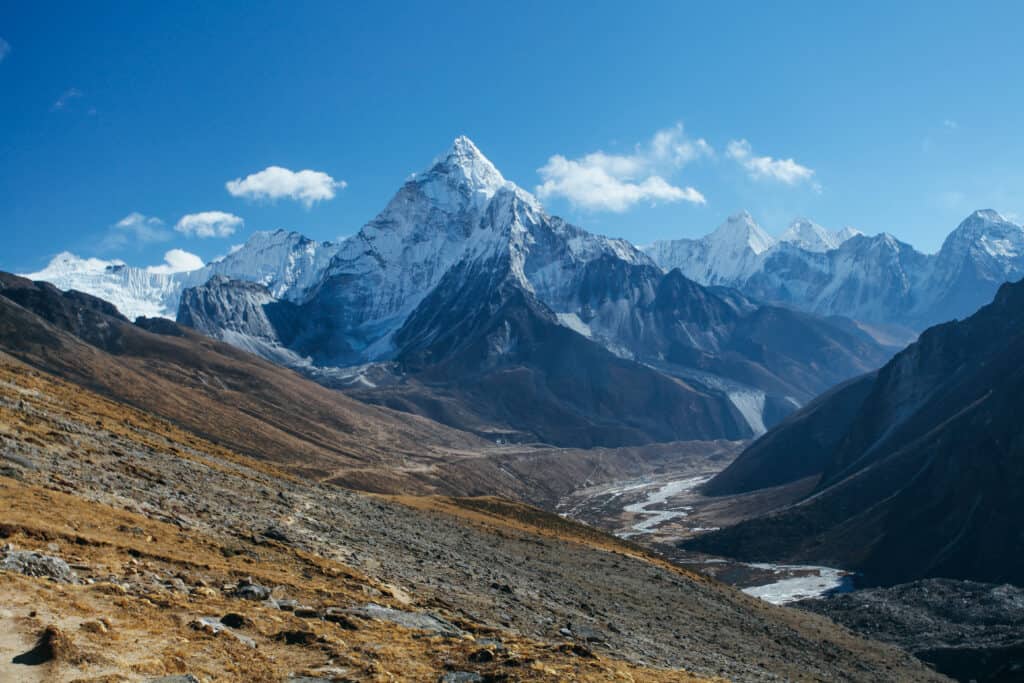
[585,474,853,605]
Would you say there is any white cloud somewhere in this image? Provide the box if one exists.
[0,38,10,63]
[536,124,710,212]
[226,166,346,207]
[51,87,83,111]
[726,139,817,187]
[175,211,243,238]
[115,212,168,240]
[99,212,171,250]
[146,249,205,275]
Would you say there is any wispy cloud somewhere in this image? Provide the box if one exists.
[146,248,205,274]
[51,87,84,111]
[726,139,818,188]
[943,119,958,130]
[99,212,171,251]
[175,211,243,238]
[226,166,346,208]
[536,124,710,212]
[0,38,10,64]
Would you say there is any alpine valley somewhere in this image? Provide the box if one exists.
[8,137,1024,683]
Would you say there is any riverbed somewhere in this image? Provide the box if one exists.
[560,473,853,605]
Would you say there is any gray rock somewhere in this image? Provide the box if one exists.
[233,576,271,600]
[1,452,37,470]
[440,673,482,683]
[166,577,189,593]
[190,616,256,648]
[323,607,360,630]
[574,624,607,643]
[350,603,462,637]
[0,550,77,583]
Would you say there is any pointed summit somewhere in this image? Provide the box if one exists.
[959,209,1010,228]
[417,136,508,213]
[710,212,775,255]
[940,209,1024,260]
[778,218,863,252]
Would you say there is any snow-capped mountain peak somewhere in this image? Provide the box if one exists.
[31,252,127,277]
[709,211,776,255]
[417,135,508,214]
[779,218,846,252]
[940,209,1023,258]
[835,226,863,242]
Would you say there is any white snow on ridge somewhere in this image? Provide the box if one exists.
[22,229,344,321]
[24,252,189,320]
[556,312,593,338]
[727,389,767,436]
[643,211,775,285]
[779,218,860,252]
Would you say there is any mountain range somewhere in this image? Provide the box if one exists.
[25,138,899,447]
[21,137,1023,449]
[645,208,1024,335]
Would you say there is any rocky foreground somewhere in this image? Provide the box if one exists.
[0,352,946,681]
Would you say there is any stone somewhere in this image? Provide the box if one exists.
[233,577,271,601]
[219,613,252,629]
[440,673,483,683]
[275,629,320,645]
[323,607,360,630]
[574,624,607,643]
[1,550,78,583]
[189,616,256,648]
[352,604,462,637]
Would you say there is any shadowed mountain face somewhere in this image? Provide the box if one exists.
[688,277,1024,587]
[377,253,749,447]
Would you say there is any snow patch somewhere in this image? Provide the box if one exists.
[727,390,767,436]
[556,312,593,338]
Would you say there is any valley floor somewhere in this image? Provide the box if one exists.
[558,468,853,605]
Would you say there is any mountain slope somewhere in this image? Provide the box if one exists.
[0,351,944,682]
[0,272,493,492]
[687,277,1024,586]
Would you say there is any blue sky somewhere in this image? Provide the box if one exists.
[2,1,1023,273]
